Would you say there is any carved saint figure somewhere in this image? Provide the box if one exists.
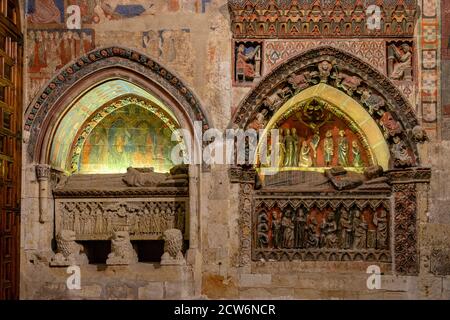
[352,210,368,249]
[306,217,320,248]
[236,44,261,82]
[338,209,352,249]
[310,133,320,166]
[284,128,296,167]
[324,130,334,166]
[373,209,389,249]
[352,141,363,167]
[299,141,312,167]
[320,212,338,248]
[271,212,282,248]
[337,73,363,96]
[294,208,307,248]
[281,210,295,248]
[338,130,349,167]
[389,43,412,80]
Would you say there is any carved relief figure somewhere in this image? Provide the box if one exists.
[50,230,88,266]
[161,229,185,265]
[236,43,261,83]
[318,61,333,82]
[391,139,413,167]
[352,210,368,249]
[338,209,352,249]
[320,212,338,248]
[248,112,267,131]
[338,130,349,167]
[299,141,312,167]
[107,231,138,265]
[388,43,413,81]
[324,130,334,166]
[380,111,402,138]
[288,71,318,92]
[271,212,282,248]
[373,209,388,249]
[294,208,307,248]
[337,73,363,96]
[310,133,320,166]
[281,210,295,248]
[276,130,285,167]
[361,88,385,115]
[352,141,363,167]
[284,128,296,167]
[306,217,320,248]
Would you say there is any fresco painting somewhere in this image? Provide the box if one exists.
[78,104,177,174]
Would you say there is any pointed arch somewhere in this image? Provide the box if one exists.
[24,46,213,163]
[231,46,426,169]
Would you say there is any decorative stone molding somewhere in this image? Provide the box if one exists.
[106,231,138,266]
[228,0,419,39]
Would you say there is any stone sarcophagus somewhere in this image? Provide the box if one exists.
[53,167,190,242]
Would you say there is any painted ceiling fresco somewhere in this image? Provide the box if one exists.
[50,79,179,172]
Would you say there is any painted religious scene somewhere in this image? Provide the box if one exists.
[75,104,177,174]
[257,99,372,173]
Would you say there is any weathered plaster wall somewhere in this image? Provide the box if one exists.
[20,0,450,300]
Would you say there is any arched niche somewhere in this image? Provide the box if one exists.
[25,47,211,267]
[229,46,430,276]
[258,84,390,172]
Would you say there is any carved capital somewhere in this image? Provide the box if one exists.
[36,164,51,181]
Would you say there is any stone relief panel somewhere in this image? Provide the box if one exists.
[264,40,386,75]
[234,41,263,85]
[253,198,391,262]
[141,29,194,85]
[55,199,189,241]
[387,41,413,81]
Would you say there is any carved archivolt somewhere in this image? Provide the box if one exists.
[231,46,426,169]
[56,199,188,241]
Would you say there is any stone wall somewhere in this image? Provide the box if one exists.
[19,0,450,300]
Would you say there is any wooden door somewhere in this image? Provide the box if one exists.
[0,0,22,300]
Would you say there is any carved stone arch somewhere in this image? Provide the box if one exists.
[24,46,213,163]
[230,46,426,169]
[230,46,431,276]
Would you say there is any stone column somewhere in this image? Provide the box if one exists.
[35,164,51,223]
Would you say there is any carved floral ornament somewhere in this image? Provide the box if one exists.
[24,46,211,161]
[233,46,427,169]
